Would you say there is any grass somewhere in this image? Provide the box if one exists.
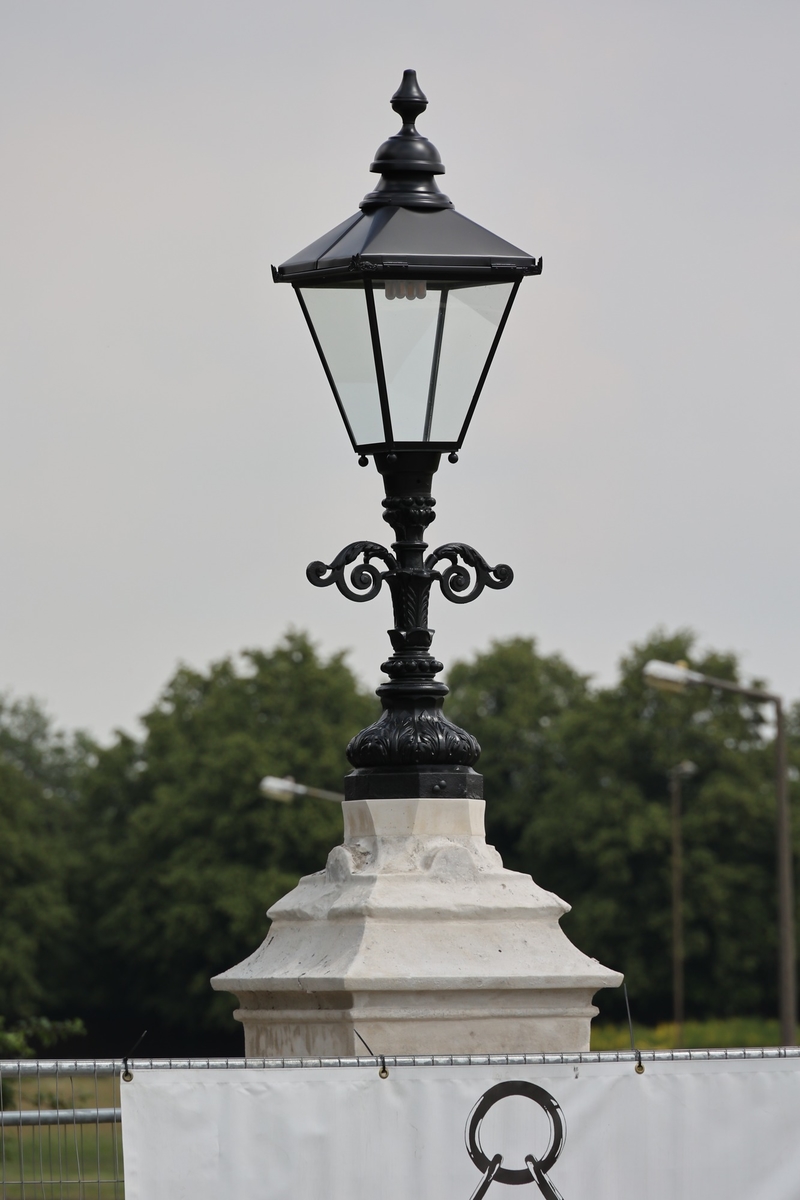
[591,1016,794,1050]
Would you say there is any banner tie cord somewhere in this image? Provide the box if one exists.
[353,1028,389,1079]
[623,982,645,1074]
[121,1029,147,1083]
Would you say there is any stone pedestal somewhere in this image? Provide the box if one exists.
[211,796,621,1056]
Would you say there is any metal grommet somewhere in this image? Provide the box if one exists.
[122,1068,133,1083]
[635,1061,645,1075]
[378,1056,389,1079]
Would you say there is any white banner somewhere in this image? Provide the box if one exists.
[121,1056,800,1199]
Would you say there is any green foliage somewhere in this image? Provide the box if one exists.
[447,629,792,1023]
[0,1015,85,1058]
[447,637,590,860]
[0,692,94,802]
[0,696,88,1085]
[0,755,76,1017]
[71,631,377,1034]
[0,694,93,1043]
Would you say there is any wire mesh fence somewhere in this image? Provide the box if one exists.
[0,1061,123,1199]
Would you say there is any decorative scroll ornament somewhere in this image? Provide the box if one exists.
[426,543,513,605]
[306,542,397,603]
[307,540,512,608]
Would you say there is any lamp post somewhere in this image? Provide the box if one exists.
[273,68,541,805]
[212,72,621,1057]
[668,759,697,1048]
[644,659,796,1046]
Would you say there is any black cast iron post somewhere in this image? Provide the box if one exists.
[308,450,512,800]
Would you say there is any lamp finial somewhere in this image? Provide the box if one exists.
[360,69,453,212]
[391,69,428,126]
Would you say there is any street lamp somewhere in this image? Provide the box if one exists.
[644,658,796,1046]
[668,759,697,1048]
[275,70,541,804]
[212,69,622,1057]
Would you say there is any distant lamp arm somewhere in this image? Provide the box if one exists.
[642,659,704,694]
[260,776,345,804]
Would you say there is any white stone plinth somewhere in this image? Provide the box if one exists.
[211,796,621,1055]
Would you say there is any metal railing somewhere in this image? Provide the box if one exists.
[0,1061,123,1198]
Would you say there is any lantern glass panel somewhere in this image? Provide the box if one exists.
[299,287,384,446]
[372,284,441,442]
[429,282,514,443]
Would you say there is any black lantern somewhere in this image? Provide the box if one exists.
[275,72,541,802]
[273,69,540,458]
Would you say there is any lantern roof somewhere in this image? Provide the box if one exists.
[272,70,542,286]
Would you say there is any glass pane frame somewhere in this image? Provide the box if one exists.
[294,278,521,453]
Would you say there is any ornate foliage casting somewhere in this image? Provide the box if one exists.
[346,706,480,767]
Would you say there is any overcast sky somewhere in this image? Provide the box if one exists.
[1,0,798,741]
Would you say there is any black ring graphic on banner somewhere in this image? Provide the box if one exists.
[465,1081,566,1189]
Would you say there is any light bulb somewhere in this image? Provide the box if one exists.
[384,280,427,300]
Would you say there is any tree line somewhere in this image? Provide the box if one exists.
[1,628,797,1055]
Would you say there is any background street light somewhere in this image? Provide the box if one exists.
[668,759,697,1049]
[260,776,344,804]
[644,658,796,1046]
